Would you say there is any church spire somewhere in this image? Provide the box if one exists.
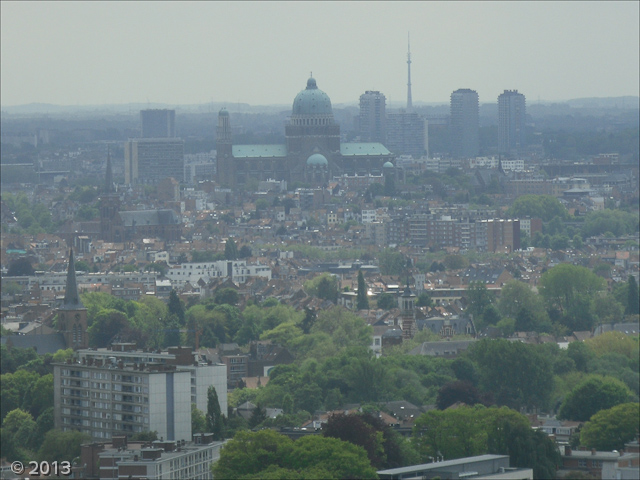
[63,248,84,309]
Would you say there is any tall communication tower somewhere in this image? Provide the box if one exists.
[406,32,413,111]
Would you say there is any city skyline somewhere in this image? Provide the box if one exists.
[1,2,639,107]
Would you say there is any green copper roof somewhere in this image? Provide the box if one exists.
[232,145,288,158]
[383,161,394,168]
[340,143,391,156]
[306,153,328,166]
[292,77,333,116]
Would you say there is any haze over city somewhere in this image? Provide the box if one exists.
[1,1,639,108]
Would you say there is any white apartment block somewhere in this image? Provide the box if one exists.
[53,345,227,442]
[87,435,225,480]
[166,260,271,287]
[361,210,377,224]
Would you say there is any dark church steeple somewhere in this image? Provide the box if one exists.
[58,248,88,349]
[62,248,83,309]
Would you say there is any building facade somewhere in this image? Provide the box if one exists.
[359,90,387,143]
[216,77,394,187]
[450,88,479,158]
[498,90,526,156]
[141,109,176,138]
[386,111,426,158]
[125,138,185,185]
[53,345,227,442]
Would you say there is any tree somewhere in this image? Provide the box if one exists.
[580,403,640,451]
[626,275,639,315]
[2,408,37,451]
[214,288,239,306]
[376,292,397,310]
[416,292,433,308]
[465,282,496,327]
[378,249,406,275]
[167,289,185,324]
[38,429,90,463]
[322,413,385,467]
[192,404,207,434]
[7,257,35,276]
[498,280,551,332]
[239,245,252,258]
[248,403,267,428]
[212,430,377,480]
[356,271,369,310]
[506,194,568,222]
[206,386,226,439]
[539,264,606,332]
[590,293,625,325]
[436,380,484,410]
[224,238,238,260]
[304,273,338,303]
[558,375,632,421]
[444,254,468,270]
[469,339,554,411]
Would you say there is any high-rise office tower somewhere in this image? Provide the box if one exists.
[359,91,386,143]
[386,112,426,158]
[140,109,176,138]
[124,138,184,185]
[498,90,526,156]
[450,89,479,158]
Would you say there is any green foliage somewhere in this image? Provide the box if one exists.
[376,292,397,310]
[356,271,370,310]
[167,289,185,324]
[8,257,35,276]
[580,403,640,451]
[192,404,206,434]
[304,273,338,303]
[206,386,226,440]
[444,254,469,270]
[581,209,639,238]
[225,238,239,260]
[539,264,606,332]
[412,405,560,478]
[497,281,551,333]
[506,194,569,222]
[558,375,632,421]
[416,292,433,308]
[1,345,39,375]
[590,293,625,325]
[584,331,638,359]
[469,339,554,410]
[38,429,90,463]
[378,249,406,275]
[465,282,498,329]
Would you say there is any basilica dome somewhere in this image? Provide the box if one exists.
[292,77,333,116]
[306,153,329,167]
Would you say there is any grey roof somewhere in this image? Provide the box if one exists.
[340,143,391,156]
[378,454,509,476]
[119,209,180,227]
[1,333,67,354]
[232,145,287,158]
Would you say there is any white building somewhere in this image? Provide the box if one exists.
[53,345,227,442]
[166,260,271,287]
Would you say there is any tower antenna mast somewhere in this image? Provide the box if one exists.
[407,32,413,111]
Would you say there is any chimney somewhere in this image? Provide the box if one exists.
[564,446,572,456]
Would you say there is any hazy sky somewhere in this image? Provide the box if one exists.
[1,1,638,107]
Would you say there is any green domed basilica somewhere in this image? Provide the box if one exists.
[216,76,394,187]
